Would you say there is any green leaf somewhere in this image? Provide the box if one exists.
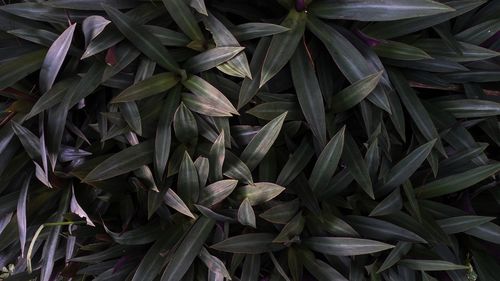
[437,216,494,234]
[190,0,207,15]
[177,151,199,206]
[173,103,198,144]
[380,139,436,193]
[432,99,500,118]
[276,140,313,186]
[307,17,390,112]
[363,0,487,39]
[416,163,500,198]
[456,19,500,44]
[119,102,142,135]
[111,73,180,103]
[160,216,215,281]
[209,130,225,181]
[237,198,256,228]
[274,212,305,243]
[466,222,500,244]
[373,41,432,60]
[202,12,252,78]
[260,9,306,87]
[388,68,445,154]
[290,43,327,146]
[377,241,412,272]
[224,151,254,184]
[165,189,195,219]
[211,233,284,254]
[103,4,180,72]
[131,225,184,281]
[83,140,154,182]
[303,257,348,281]
[259,199,300,224]
[183,47,245,73]
[332,71,383,113]
[182,75,238,116]
[414,39,500,62]
[240,112,287,170]
[198,179,238,207]
[247,101,302,121]
[236,182,285,206]
[398,259,468,271]
[303,237,394,256]
[342,133,374,198]
[47,0,136,10]
[154,89,180,181]
[347,216,427,243]
[231,23,290,41]
[0,49,46,90]
[370,187,403,216]
[161,0,204,42]
[309,0,454,21]
[309,126,345,193]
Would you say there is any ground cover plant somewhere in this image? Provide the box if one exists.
[0,0,500,280]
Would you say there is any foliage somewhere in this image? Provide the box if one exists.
[0,0,500,280]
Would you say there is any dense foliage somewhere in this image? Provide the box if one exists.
[1,0,500,280]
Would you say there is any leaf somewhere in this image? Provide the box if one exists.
[260,9,306,87]
[161,0,204,42]
[241,254,260,281]
[290,43,327,146]
[259,199,300,224]
[238,198,256,228]
[39,23,75,93]
[70,186,94,227]
[198,179,238,207]
[240,112,287,170]
[303,257,348,281]
[388,68,444,154]
[437,216,494,234]
[131,226,184,281]
[370,187,403,216]
[83,140,154,182]
[211,233,284,254]
[398,260,468,271]
[466,222,500,244]
[17,172,31,257]
[190,0,207,15]
[455,19,500,44]
[40,187,70,281]
[183,47,244,73]
[177,151,199,206]
[103,4,180,72]
[202,12,251,79]
[347,216,427,243]
[160,216,215,281]
[303,237,394,256]
[194,157,210,187]
[119,102,142,135]
[309,126,345,193]
[104,221,161,245]
[380,139,436,193]
[414,39,500,62]
[309,0,454,21]
[182,75,238,116]
[415,163,500,198]
[111,73,179,103]
[236,182,285,206]
[276,140,313,186]
[165,188,195,219]
[231,23,290,41]
[274,212,305,243]
[209,130,225,182]
[154,91,179,180]
[247,102,302,121]
[432,99,500,118]
[237,37,271,109]
[373,41,432,60]
[377,242,412,272]
[173,103,198,144]
[332,71,383,113]
[0,48,45,89]
[199,247,231,280]
[342,133,374,198]
[82,15,110,47]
